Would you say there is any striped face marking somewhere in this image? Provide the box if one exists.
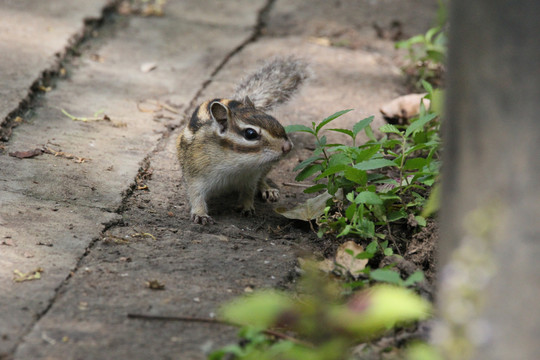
[188,98,290,156]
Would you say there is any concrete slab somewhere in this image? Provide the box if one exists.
[0,190,119,354]
[0,0,111,128]
[0,0,269,358]
[267,0,438,40]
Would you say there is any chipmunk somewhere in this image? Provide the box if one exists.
[177,57,309,224]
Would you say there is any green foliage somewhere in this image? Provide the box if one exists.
[285,85,441,246]
[210,264,431,360]
[395,0,448,88]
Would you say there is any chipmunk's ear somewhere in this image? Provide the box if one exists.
[210,101,231,133]
[242,96,255,109]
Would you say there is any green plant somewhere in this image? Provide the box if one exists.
[395,0,447,88]
[209,264,431,360]
[285,84,441,247]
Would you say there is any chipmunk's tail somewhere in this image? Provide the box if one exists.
[233,56,310,112]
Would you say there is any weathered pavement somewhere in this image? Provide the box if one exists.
[0,1,436,359]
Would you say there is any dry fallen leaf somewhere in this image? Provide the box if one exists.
[335,241,368,277]
[1,237,14,246]
[9,148,43,159]
[146,279,165,290]
[132,232,156,241]
[380,93,431,123]
[13,268,44,282]
[90,54,105,63]
[308,36,332,46]
[315,258,336,273]
[140,62,157,73]
[275,190,342,221]
[298,241,368,278]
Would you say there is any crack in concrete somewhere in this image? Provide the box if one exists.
[183,0,277,119]
[6,1,278,357]
[8,1,277,356]
[0,0,122,142]
[4,2,127,357]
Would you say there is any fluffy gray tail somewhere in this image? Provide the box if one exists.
[233,56,310,112]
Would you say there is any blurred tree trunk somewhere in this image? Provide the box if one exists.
[437,0,540,359]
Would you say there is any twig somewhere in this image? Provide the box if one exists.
[61,108,109,122]
[282,182,311,188]
[126,313,313,347]
[386,222,402,256]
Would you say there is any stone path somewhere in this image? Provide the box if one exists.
[0,1,436,358]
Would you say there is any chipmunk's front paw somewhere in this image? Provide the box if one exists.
[191,213,215,225]
[261,187,280,202]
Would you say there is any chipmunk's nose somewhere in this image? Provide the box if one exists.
[282,139,293,154]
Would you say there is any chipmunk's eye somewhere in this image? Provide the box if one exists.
[243,128,259,141]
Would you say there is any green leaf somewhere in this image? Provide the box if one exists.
[425,26,441,42]
[295,164,323,181]
[364,125,377,142]
[316,109,354,133]
[382,139,402,149]
[293,154,322,171]
[328,128,354,138]
[426,49,445,63]
[403,270,425,287]
[303,183,327,194]
[343,167,367,185]
[284,124,314,134]
[220,290,294,328]
[314,164,350,181]
[354,191,383,205]
[379,124,402,135]
[353,116,374,136]
[405,112,438,137]
[354,158,397,171]
[395,34,425,49]
[421,80,434,95]
[415,215,427,227]
[370,269,403,285]
[331,284,431,335]
[337,224,353,237]
[353,144,381,163]
[345,203,357,220]
[356,251,374,260]
[421,183,441,217]
[366,240,378,254]
[379,193,400,201]
[318,135,327,147]
[387,209,407,221]
[403,143,428,156]
[384,247,394,256]
[328,152,350,168]
[403,157,427,170]
[208,344,244,360]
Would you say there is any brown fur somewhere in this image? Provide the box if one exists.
[177,58,309,224]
